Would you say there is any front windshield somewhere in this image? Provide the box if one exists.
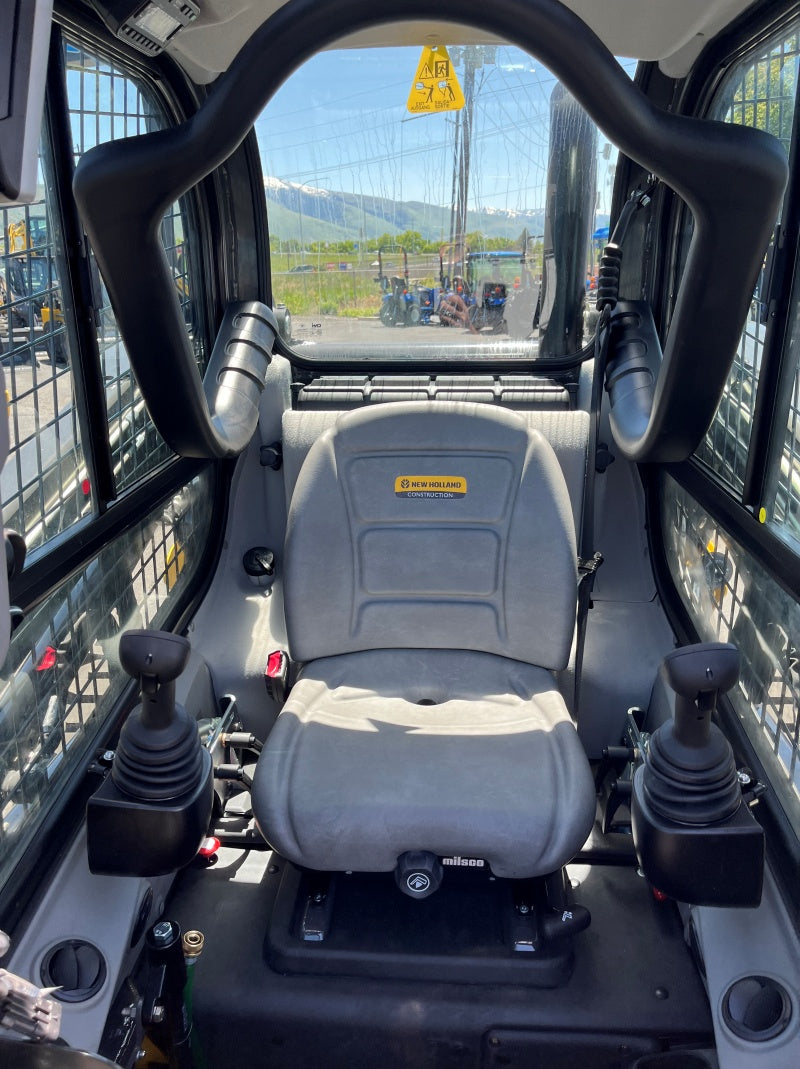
[257,41,634,361]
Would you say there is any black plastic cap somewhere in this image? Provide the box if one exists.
[661,642,739,700]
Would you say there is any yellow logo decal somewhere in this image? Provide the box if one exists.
[395,475,467,499]
[407,46,465,114]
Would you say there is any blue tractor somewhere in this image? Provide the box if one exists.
[375,244,420,326]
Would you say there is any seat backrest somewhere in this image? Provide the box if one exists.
[285,401,577,669]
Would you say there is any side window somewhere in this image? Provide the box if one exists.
[0,471,213,893]
[693,30,799,497]
[662,25,800,849]
[65,41,206,496]
[0,41,207,560]
[1,172,86,551]
[764,241,800,545]
[663,478,800,834]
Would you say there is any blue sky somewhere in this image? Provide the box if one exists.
[255,44,634,215]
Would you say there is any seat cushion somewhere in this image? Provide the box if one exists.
[252,649,596,879]
[283,402,578,670]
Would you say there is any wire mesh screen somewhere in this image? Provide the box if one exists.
[664,477,800,832]
[1,45,204,556]
[1,191,84,553]
[65,40,204,496]
[694,30,800,495]
[769,357,800,542]
[764,214,800,549]
[0,471,213,886]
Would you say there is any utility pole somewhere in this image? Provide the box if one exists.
[453,47,479,254]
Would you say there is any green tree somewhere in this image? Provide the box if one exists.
[729,42,797,152]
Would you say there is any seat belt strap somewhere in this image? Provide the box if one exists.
[575,551,604,713]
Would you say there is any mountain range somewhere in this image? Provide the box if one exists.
[263,176,552,246]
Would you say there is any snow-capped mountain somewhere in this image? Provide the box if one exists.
[263,176,551,244]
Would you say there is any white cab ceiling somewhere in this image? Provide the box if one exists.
[164,0,759,83]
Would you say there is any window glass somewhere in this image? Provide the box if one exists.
[663,477,800,835]
[1,166,85,553]
[65,41,205,494]
[257,43,634,360]
[693,28,799,494]
[0,471,214,890]
[1,45,206,557]
[764,234,800,550]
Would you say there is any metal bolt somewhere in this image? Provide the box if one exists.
[737,769,752,786]
[519,904,530,915]
[313,893,324,904]
[151,1004,166,1023]
[654,987,669,1000]
[267,864,279,875]
[151,921,174,946]
[102,750,115,763]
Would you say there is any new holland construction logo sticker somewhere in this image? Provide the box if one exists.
[394,475,468,499]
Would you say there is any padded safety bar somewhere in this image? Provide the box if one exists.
[204,302,277,456]
[73,0,788,461]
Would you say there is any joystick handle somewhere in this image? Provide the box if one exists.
[120,629,190,688]
[660,642,739,749]
[119,630,191,729]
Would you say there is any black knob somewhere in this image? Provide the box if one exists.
[395,851,443,899]
[539,904,592,944]
[120,630,191,691]
[661,641,739,700]
[243,547,275,578]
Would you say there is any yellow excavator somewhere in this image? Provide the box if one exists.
[2,220,67,363]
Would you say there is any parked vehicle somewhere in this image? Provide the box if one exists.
[1,246,68,364]
[375,244,420,325]
[465,250,534,333]
[414,282,437,323]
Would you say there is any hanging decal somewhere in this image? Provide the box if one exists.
[407,45,465,113]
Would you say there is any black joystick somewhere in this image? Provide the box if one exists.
[642,642,742,825]
[631,642,764,907]
[112,631,205,801]
[87,630,213,876]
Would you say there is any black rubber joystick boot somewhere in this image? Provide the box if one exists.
[87,630,213,876]
[112,630,205,801]
[642,642,741,825]
[632,642,764,905]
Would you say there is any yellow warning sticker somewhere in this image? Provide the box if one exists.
[407,45,465,114]
[395,475,467,499]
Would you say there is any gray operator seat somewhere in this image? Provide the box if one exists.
[251,401,596,879]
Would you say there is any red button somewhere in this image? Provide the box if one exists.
[198,836,220,857]
[267,651,285,677]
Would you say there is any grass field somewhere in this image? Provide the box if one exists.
[272,265,439,317]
